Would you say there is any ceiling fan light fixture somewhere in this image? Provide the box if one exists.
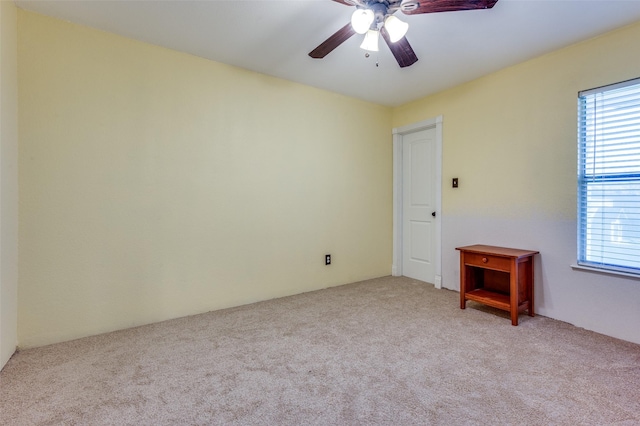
[351,9,375,35]
[384,15,409,43]
[360,29,380,52]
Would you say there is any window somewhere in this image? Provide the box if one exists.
[578,78,640,275]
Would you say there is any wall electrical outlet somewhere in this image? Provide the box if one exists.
[325,254,331,265]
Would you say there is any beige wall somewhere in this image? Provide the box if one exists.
[17,10,392,348]
[1,0,19,369]
[14,7,640,350]
[393,21,640,344]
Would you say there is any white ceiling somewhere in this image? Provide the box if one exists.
[14,0,640,106]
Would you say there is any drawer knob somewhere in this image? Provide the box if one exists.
[482,257,488,263]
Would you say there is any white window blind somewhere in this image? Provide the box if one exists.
[578,77,640,275]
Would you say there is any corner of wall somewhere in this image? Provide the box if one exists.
[0,0,20,370]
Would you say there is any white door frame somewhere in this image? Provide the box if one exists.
[392,116,443,288]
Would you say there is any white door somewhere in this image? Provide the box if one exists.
[402,127,437,283]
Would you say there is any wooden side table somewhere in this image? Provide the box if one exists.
[456,245,539,326]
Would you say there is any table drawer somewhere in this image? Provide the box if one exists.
[463,252,511,272]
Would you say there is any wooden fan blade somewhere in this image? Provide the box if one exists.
[309,23,356,59]
[403,0,499,15]
[380,26,418,68]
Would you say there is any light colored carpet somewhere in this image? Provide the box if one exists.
[1,276,639,425]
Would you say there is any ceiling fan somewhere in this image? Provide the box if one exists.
[309,0,499,68]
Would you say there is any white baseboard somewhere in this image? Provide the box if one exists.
[434,275,442,289]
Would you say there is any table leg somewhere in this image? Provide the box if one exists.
[460,258,466,310]
[510,263,518,326]
[528,257,535,317]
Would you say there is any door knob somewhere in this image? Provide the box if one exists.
[432,211,436,217]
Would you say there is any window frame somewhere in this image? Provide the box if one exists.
[577,77,640,276]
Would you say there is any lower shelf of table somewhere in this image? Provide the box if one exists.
[464,289,511,311]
